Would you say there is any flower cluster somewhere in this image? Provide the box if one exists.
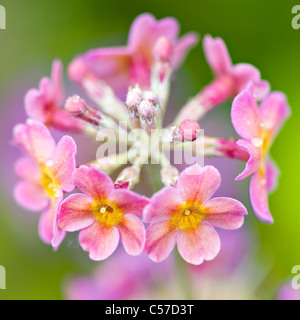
[12,13,290,266]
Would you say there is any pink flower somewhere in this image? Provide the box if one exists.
[25,60,85,132]
[68,13,198,98]
[144,164,247,265]
[277,283,300,300]
[203,35,270,101]
[231,83,290,223]
[13,119,77,248]
[57,165,150,261]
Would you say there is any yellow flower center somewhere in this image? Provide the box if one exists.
[169,203,207,231]
[39,164,60,198]
[91,200,124,227]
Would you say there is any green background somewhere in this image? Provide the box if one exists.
[0,0,299,299]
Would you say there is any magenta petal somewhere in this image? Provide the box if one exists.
[24,88,48,122]
[13,120,56,163]
[250,170,273,224]
[171,32,199,69]
[231,83,261,140]
[109,189,150,217]
[52,136,77,192]
[143,187,183,224]
[14,157,40,182]
[118,214,146,256]
[145,221,178,263]
[177,222,221,265]
[266,157,280,194]
[204,197,247,230]
[51,60,64,106]
[14,181,48,212]
[259,91,291,141]
[58,194,95,232]
[73,166,115,200]
[177,164,221,204]
[128,13,179,50]
[79,222,120,261]
[236,139,262,180]
[203,35,232,76]
[231,63,270,100]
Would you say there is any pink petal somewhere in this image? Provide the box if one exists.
[235,139,262,180]
[231,63,270,100]
[231,83,261,140]
[145,221,178,263]
[79,222,120,261]
[14,180,48,212]
[203,35,232,76]
[128,14,179,51]
[172,32,199,69]
[109,189,150,217]
[24,88,48,122]
[52,136,77,192]
[266,157,280,194]
[250,170,273,224]
[259,91,291,141]
[143,187,183,224]
[58,194,95,232]
[13,120,56,164]
[50,109,85,132]
[51,60,64,106]
[118,214,146,256]
[177,222,221,265]
[177,164,221,204]
[204,197,247,230]
[73,165,115,200]
[38,193,65,248]
[14,157,40,182]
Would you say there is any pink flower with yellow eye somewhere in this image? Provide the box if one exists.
[57,165,150,261]
[25,60,85,132]
[231,83,290,223]
[13,119,77,248]
[144,164,247,265]
[68,13,198,98]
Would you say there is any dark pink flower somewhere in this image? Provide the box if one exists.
[231,83,290,223]
[57,165,150,260]
[13,119,77,248]
[25,60,85,132]
[68,13,198,98]
[144,164,247,265]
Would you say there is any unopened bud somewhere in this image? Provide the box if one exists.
[68,58,88,83]
[153,37,173,62]
[179,119,201,142]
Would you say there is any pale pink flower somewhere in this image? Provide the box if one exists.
[231,83,290,223]
[68,13,198,98]
[25,60,85,132]
[144,164,247,265]
[13,119,77,248]
[203,35,270,102]
[57,165,150,261]
[277,283,300,300]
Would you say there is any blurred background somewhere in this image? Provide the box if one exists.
[0,0,299,299]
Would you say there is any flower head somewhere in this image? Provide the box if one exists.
[204,35,270,100]
[13,119,77,248]
[57,165,150,260]
[231,83,290,223]
[68,13,198,98]
[144,164,247,265]
[25,60,85,132]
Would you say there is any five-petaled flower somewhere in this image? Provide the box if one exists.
[13,119,77,248]
[231,83,290,223]
[143,164,248,265]
[68,13,198,98]
[25,60,85,132]
[57,165,150,261]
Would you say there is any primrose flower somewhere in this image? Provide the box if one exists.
[25,60,85,132]
[174,35,270,124]
[231,83,290,223]
[57,165,150,261]
[13,119,77,248]
[144,164,247,265]
[68,13,198,98]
